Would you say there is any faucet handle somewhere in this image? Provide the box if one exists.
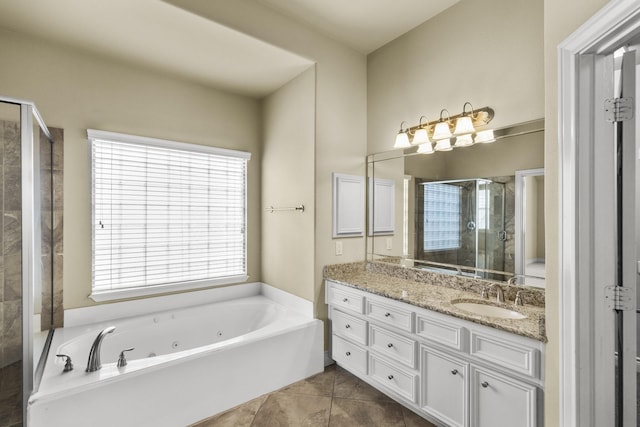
[56,354,73,372]
[117,348,135,368]
[515,291,525,306]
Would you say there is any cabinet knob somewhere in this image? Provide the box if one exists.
[345,351,351,356]
[481,381,489,388]
[342,298,348,302]
[387,375,394,380]
[345,324,351,329]
[384,312,391,317]
[387,343,394,348]
[451,369,458,375]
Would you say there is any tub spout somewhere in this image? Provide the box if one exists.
[86,326,116,372]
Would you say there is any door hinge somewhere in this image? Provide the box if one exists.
[604,285,634,311]
[604,97,634,122]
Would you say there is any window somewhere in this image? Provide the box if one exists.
[423,183,460,251]
[89,130,250,301]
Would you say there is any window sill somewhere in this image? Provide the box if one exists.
[90,275,249,303]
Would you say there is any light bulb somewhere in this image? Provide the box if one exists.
[412,128,429,145]
[394,131,411,148]
[432,121,452,141]
[454,115,475,135]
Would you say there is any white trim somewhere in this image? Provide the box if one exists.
[558,1,640,425]
[89,275,249,302]
[87,129,252,160]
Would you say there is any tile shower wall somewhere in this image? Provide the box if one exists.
[1,118,22,368]
[40,127,63,330]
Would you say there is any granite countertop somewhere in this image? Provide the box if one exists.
[324,263,547,343]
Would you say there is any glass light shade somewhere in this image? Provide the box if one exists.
[394,131,411,148]
[432,121,452,140]
[474,129,496,143]
[417,142,434,154]
[454,134,473,147]
[412,127,429,145]
[434,138,452,151]
[454,115,475,135]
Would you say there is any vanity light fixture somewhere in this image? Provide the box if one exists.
[392,103,495,152]
[453,102,476,135]
[393,121,411,149]
[412,116,430,145]
[432,109,453,141]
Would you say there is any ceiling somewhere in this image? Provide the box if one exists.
[0,0,459,97]
[255,0,460,54]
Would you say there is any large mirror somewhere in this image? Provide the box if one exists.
[367,119,545,287]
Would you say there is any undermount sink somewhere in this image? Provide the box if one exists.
[452,300,527,320]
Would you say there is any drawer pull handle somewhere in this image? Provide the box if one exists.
[451,369,458,375]
[345,351,351,356]
[387,343,394,348]
[345,324,351,329]
[342,298,348,302]
[481,381,489,388]
[384,312,391,317]
[387,375,394,380]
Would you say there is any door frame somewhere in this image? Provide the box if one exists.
[559,1,640,425]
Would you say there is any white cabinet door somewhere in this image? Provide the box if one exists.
[470,367,537,427]
[421,347,468,427]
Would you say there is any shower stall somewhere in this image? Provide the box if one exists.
[0,97,59,427]
[416,178,506,279]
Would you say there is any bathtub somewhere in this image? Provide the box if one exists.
[28,285,324,427]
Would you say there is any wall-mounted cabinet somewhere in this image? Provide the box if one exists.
[332,173,365,237]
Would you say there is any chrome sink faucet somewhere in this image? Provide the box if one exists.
[86,326,115,372]
[491,284,505,303]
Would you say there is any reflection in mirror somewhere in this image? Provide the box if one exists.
[515,169,545,288]
[367,119,544,287]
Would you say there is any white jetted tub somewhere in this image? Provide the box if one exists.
[28,286,323,427]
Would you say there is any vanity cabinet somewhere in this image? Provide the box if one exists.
[326,280,544,427]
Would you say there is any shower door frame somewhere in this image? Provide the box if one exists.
[0,95,50,423]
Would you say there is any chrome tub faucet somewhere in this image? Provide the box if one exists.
[86,326,116,372]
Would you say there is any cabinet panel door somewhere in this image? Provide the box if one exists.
[421,347,469,427]
[470,367,537,427]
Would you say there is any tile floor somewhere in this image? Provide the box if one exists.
[0,361,22,427]
[191,364,437,427]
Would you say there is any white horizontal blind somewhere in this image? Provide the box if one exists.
[423,183,461,251]
[90,130,249,298]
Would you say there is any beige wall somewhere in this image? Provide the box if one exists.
[543,1,609,425]
[166,1,369,344]
[0,28,262,309]
[367,0,544,155]
[261,67,316,300]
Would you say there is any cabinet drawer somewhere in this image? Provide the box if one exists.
[328,285,365,314]
[332,335,367,375]
[369,353,418,403]
[416,313,467,352]
[332,308,367,346]
[366,298,414,332]
[470,367,537,427]
[369,324,417,369]
[470,332,539,378]
[421,346,468,427]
